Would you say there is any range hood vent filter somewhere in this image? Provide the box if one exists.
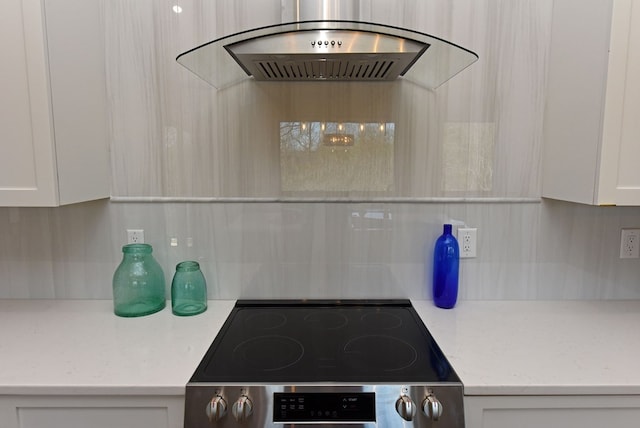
[254,58,400,81]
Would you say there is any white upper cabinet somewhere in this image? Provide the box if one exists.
[543,0,640,205]
[0,0,109,207]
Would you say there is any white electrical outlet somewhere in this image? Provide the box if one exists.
[458,227,477,258]
[127,229,145,244]
[620,228,640,259]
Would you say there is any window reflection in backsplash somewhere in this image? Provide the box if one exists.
[280,121,395,192]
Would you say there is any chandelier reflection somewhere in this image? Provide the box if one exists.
[324,134,354,146]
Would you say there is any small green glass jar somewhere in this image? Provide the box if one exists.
[112,244,166,317]
[171,261,207,316]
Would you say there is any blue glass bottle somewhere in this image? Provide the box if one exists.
[433,224,460,309]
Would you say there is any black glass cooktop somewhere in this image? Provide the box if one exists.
[190,300,460,384]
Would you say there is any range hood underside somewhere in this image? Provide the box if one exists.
[238,53,420,81]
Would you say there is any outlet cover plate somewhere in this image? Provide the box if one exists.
[458,227,477,258]
[620,228,640,259]
[127,229,145,244]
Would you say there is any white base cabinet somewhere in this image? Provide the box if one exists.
[0,0,109,207]
[465,395,640,428]
[542,0,640,205]
[0,395,184,428]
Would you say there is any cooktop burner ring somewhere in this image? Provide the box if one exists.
[232,335,304,372]
[303,310,349,330]
[244,311,287,330]
[360,311,403,329]
[343,334,418,372]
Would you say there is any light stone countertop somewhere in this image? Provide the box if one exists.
[1,299,639,397]
[0,299,236,395]
[412,299,640,396]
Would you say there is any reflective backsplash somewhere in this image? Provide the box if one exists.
[105,0,549,200]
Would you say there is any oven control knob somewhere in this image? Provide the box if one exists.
[206,395,227,422]
[232,395,253,422]
[395,394,416,421]
[422,394,443,421]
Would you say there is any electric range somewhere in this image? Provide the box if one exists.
[184,300,464,427]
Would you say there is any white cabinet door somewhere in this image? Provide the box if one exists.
[465,395,640,428]
[542,0,640,206]
[19,408,170,428]
[0,395,184,428]
[598,0,640,205]
[0,0,58,206]
[0,0,110,207]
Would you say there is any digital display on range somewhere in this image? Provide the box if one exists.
[273,392,376,422]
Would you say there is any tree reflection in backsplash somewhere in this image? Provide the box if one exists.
[280,121,394,193]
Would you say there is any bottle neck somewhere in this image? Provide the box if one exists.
[122,243,153,255]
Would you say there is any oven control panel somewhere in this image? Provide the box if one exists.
[273,392,375,422]
[184,384,464,427]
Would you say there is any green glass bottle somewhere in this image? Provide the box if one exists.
[171,261,207,316]
[112,244,166,317]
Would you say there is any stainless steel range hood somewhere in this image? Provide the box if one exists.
[225,27,429,82]
[176,1,478,89]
